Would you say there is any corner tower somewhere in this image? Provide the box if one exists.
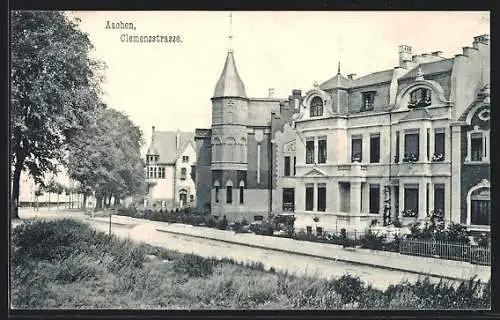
[210,13,249,219]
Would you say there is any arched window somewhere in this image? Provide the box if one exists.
[310,96,323,117]
[467,180,490,226]
[239,180,245,204]
[408,88,432,108]
[179,189,188,207]
[213,180,220,203]
[226,180,233,204]
[470,187,490,226]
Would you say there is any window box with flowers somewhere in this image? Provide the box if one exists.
[351,153,362,163]
[402,153,419,163]
[431,153,444,162]
[402,209,418,217]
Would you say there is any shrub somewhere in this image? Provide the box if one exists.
[332,274,364,304]
[360,230,386,250]
[392,219,402,228]
[54,253,104,283]
[217,216,228,230]
[11,219,96,262]
[172,254,214,277]
[205,215,217,228]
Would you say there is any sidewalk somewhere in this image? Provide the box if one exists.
[152,222,491,283]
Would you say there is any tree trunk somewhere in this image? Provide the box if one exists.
[57,193,60,210]
[10,162,23,220]
[109,194,113,207]
[96,195,103,209]
[48,193,51,210]
[82,194,87,209]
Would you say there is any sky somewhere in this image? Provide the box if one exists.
[70,11,489,153]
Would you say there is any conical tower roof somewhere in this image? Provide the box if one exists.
[213,51,247,99]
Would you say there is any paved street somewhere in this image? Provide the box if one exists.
[12,208,472,290]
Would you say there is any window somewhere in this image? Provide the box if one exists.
[152,167,157,178]
[215,186,219,203]
[190,194,194,202]
[369,184,380,214]
[471,133,483,161]
[226,186,232,204]
[433,130,445,161]
[426,129,430,161]
[394,186,400,218]
[310,96,323,117]
[147,166,154,179]
[404,130,419,162]
[434,184,445,216]
[282,188,295,211]
[182,156,189,163]
[403,185,419,217]
[395,131,400,163]
[305,184,314,211]
[361,91,375,111]
[318,137,327,164]
[470,188,490,225]
[351,136,362,162]
[239,186,244,204]
[409,88,432,108]
[370,134,380,163]
[158,166,165,179]
[180,168,187,180]
[306,139,315,164]
[317,184,326,212]
[284,156,291,176]
[293,157,296,176]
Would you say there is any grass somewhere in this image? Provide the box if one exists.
[10,219,491,310]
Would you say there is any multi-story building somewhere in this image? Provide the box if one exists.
[145,127,197,209]
[195,34,490,233]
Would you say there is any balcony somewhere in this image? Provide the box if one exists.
[336,163,367,178]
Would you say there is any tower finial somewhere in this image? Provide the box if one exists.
[338,61,341,75]
[228,12,233,53]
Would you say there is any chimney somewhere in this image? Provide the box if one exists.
[268,88,275,98]
[431,51,443,57]
[398,45,413,67]
[292,89,302,97]
[401,59,414,70]
[463,46,478,57]
[347,73,357,80]
[152,126,155,133]
[473,34,489,45]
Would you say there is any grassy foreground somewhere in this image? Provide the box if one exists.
[10,219,490,310]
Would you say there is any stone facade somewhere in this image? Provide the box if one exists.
[195,34,490,232]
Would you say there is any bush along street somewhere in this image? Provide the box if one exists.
[114,205,490,260]
[10,219,491,309]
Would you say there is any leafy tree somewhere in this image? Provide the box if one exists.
[67,107,145,210]
[10,11,104,218]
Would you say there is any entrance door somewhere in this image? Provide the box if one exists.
[179,190,187,207]
[282,188,295,212]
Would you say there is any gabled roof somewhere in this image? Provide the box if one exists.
[213,51,247,98]
[399,59,454,81]
[146,131,195,164]
[400,108,433,121]
[319,73,352,90]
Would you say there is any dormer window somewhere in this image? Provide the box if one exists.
[408,88,432,108]
[310,96,323,117]
[361,91,375,111]
[147,155,159,164]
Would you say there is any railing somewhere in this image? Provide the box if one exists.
[399,239,491,266]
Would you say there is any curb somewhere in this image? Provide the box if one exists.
[155,227,487,283]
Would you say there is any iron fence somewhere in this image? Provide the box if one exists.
[399,239,490,266]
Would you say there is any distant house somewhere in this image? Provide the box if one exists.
[144,127,196,209]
